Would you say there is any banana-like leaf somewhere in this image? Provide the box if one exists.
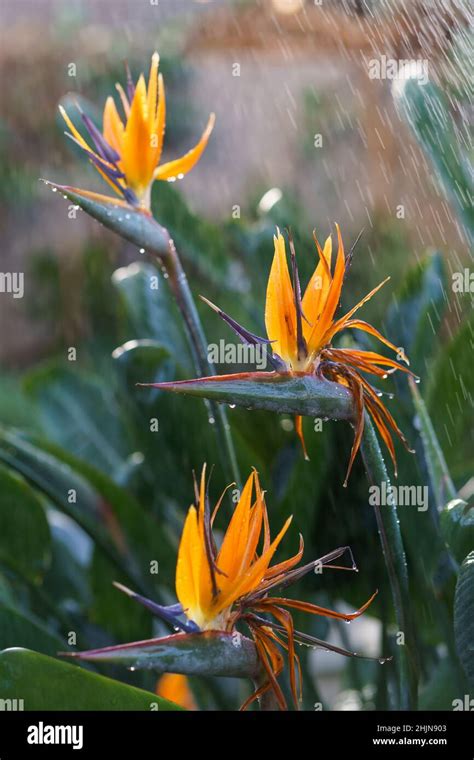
[440,499,474,566]
[0,427,172,595]
[395,79,473,242]
[426,313,474,483]
[454,552,474,687]
[409,378,457,509]
[386,253,446,377]
[112,263,190,368]
[42,181,171,255]
[0,604,64,655]
[24,365,133,477]
[64,631,259,679]
[0,465,51,583]
[0,648,181,710]
[142,372,354,420]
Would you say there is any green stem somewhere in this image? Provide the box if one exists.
[163,237,241,487]
[360,416,419,710]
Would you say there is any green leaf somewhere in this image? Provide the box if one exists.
[0,604,64,655]
[419,658,465,710]
[0,428,173,596]
[112,262,190,367]
[427,313,474,482]
[112,340,171,392]
[89,552,152,642]
[386,253,446,376]
[0,648,181,710]
[66,631,259,679]
[0,374,39,431]
[146,373,354,420]
[440,499,474,566]
[24,365,132,477]
[396,79,473,241]
[0,465,51,582]
[0,428,124,573]
[409,379,457,509]
[454,552,474,687]
[43,519,90,608]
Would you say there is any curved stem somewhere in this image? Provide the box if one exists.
[163,238,241,487]
[361,415,419,710]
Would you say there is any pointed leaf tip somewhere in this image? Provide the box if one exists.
[139,372,354,420]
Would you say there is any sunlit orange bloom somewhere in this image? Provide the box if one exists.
[59,52,215,211]
[156,673,197,711]
[202,226,415,484]
[176,465,378,710]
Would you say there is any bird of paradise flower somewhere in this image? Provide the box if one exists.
[147,226,416,485]
[66,466,384,710]
[58,52,214,211]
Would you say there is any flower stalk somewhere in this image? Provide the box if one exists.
[162,237,241,486]
[361,415,419,710]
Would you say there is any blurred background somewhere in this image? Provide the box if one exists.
[0,0,472,711]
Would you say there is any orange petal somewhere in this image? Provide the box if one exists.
[151,73,166,168]
[196,464,215,606]
[103,96,125,157]
[59,105,93,154]
[262,533,304,582]
[147,52,160,128]
[295,415,309,461]
[154,113,215,181]
[302,234,332,343]
[342,320,408,363]
[323,277,390,345]
[122,74,153,193]
[236,486,265,572]
[216,516,293,613]
[307,224,345,354]
[216,471,254,579]
[342,374,365,487]
[156,673,197,710]
[175,505,202,617]
[263,589,378,620]
[264,230,296,364]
